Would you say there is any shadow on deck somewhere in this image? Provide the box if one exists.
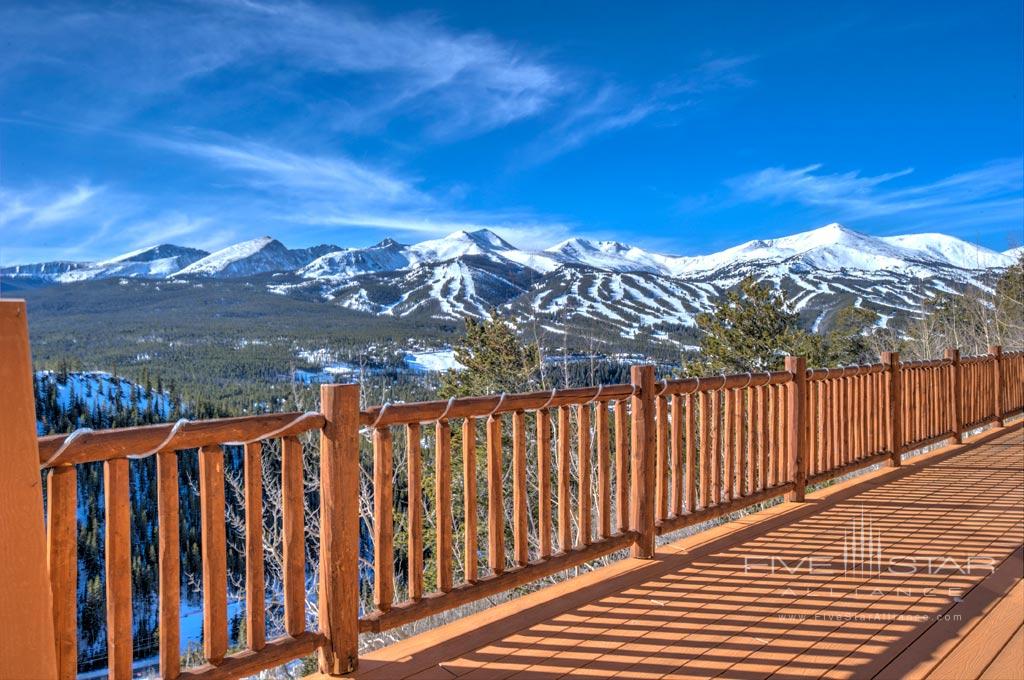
[344,424,1024,680]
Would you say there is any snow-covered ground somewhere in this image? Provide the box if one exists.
[35,371,173,433]
[404,349,465,372]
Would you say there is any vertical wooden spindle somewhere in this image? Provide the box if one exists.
[655,396,669,522]
[990,345,1004,425]
[407,423,423,600]
[199,446,226,665]
[670,395,684,515]
[373,428,395,608]
[710,391,722,505]
[435,420,453,592]
[577,403,592,546]
[946,349,962,443]
[243,443,264,653]
[282,435,305,636]
[486,415,504,575]
[597,402,612,538]
[614,401,629,533]
[512,411,529,565]
[47,466,77,680]
[157,452,181,679]
[723,390,734,503]
[106,457,134,677]
[537,409,553,558]
[699,391,711,507]
[462,418,477,582]
[685,394,697,513]
[557,406,572,552]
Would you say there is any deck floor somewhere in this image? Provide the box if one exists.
[347,425,1024,680]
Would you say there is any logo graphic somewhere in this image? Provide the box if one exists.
[843,508,883,578]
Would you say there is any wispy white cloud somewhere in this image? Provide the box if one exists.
[146,133,428,207]
[727,159,1024,226]
[0,183,104,229]
[0,0,563,138]
[521,56,754,165]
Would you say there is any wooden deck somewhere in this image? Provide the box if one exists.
[343,424,1024,680]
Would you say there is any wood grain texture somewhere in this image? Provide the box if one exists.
[373,428,395,609]
[486,415,504,575]
[537,409,552,559]
[282,435,306,636]
[243,442,264,654]
[199,446,227,665]
[105,457,134,678]
[557,406,572,552]
[407,423,423,600]
[576,403,592,546]
[434,420,453,593]
[47,466,77,680]
[512,411,528,566]
[596,402,611,538]
[462,417,477,583]
[157,452,181,679]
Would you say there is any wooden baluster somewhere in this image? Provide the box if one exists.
[596,402,612,538]
[758,386,769,490]
[486,414,505,575]
[777,384,788,480]
[282,436,305,635]
[435,420,453,592]
[462,417,478,582]
[685,394,697,513]
[744,389,755,496]
[735,389,745,496]
[199,446,226,665]
[723,390,734,502]
[767,387,777,486]
[512,411,529,565]
[946,349,962,443]
[557,406,572,552]
[106,457,133,677]
[47,466,77,680]
[242,443,264,653]
[711,391,722,505]
[699,391,711,507]
[816,382,826,472]
[671,395,684,515]
[156,452,180,679]
[655,396,669,522]
[991,346,1004,425]
[537,409,553,557]
[373,428,395,608]
[614,401,629,533]
[407,423,424,599]
[577,403,592,546]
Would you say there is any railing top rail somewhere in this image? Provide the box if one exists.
[901,358,953,369]
[359,382,634,428]
[38,411,324,468]
[806,363,885,381]
[658,369,791,396]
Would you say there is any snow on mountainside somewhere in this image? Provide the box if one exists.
[6,223,1016,340]
[172,236,338,277]
[1,244,208,283]
[1003,246,1024,260]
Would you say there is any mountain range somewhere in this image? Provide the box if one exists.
[4,223,1019,341]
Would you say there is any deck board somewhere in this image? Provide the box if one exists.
[340,424,1023,680]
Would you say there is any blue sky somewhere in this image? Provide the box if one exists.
[1,0,1021,264]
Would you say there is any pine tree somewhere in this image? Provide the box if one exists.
[440,312,541,398]
[686,276,821,374]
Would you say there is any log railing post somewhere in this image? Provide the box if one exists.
[318,383,362,675]
[882,352,902,465]
[630,365,656,559]
[0,300,58,679]
[784,356,807,502]
[945,348,962,443]
[989,345,1004,426]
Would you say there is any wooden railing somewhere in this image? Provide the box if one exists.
[0,300,1016,680]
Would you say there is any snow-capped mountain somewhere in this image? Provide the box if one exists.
[5,223,1016,340]
[1,244,208,283]
[172,236,337,278]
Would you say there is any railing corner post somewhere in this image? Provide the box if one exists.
[318,382,362,675]
[989,345,1004,426]
[784,356,807,502]
[630,364,656,559]
[882,351,902,465]
[0,300,58,679]
[944,348,962,443]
